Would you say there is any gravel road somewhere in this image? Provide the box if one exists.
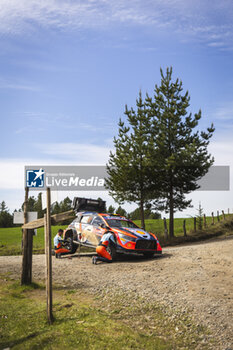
[0,237,232,349]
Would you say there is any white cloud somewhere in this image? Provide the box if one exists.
[0,148,111,192]
[0,142,112,188]
[0,136,233,215]
[168,137,233,218]
[0,158,59,190]
[214,103,233,121]
[208,141,233,168]
[0,0,232,48]
[0,79,40,91]
[37,142,111,164]
[0,157,128,213]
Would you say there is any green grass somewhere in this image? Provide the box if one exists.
[0,225,67,256]
[135,214,229,238]
[0,275,212,350]
[0,214,232,256]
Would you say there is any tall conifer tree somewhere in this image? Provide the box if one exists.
[107,68,214,236]
[146,67,215,237]
[106,91,155,229]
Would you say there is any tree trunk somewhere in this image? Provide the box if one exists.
[169,185,174,238]
[163,218,168,240]
[194,217,197,232]
[140,199,145,230]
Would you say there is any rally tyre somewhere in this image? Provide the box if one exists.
[64,229,77,254]
[70,244,78,254]
[107,243,117,261]
[65,237,77,254]
[143,252,155,259]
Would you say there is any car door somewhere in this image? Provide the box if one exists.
[92,215,106,245]
[79,214,97,246]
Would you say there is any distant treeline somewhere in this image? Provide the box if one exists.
[0,201,13,228]
[0,194,161,228]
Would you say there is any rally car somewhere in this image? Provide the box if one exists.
[64,197,162,260]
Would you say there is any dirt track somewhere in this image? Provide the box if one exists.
[0,237,233,349]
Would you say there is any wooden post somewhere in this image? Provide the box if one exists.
[163,217,168,240]
[203,214,207,228]
[45,188,53,324]
[222,210,225,220]
[211,212,214,225]
[228,208,230,215]
[194,217,196,232]
[217,210,220,222]
[183,219,187,237]
[27,229,34,283]
[21,188,30,285]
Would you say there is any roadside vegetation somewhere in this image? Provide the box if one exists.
[106,67,215,234]
[0,273,213,350]
[0,214,232,256]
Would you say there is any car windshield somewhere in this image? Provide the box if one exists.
[105,218,138,229]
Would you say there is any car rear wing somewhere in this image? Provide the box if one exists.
[72,197,106,213]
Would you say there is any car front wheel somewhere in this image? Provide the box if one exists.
[106,243,117,261]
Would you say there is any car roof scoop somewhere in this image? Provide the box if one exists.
[72,197,106,213]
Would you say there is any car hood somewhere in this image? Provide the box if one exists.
[115,227,154,240]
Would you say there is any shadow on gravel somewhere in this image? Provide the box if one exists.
[60,252,172,263]
[60,252,93,259]
[114,252,172,264]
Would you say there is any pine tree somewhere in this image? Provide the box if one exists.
[34,193,44,218]
[28,197,36,211]
[0,201,13,227]
[60,197,72,212]
[106,91,156,229]
[196,202,204,231]
[52,201,61,214]
[116,206,127,217]
[146,67,215,237]
[107,205,115,214]
[0,201,8,212]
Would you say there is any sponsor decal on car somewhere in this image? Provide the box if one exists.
[136,230,146,235]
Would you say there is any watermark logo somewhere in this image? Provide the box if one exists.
[26,169,45,188]
[24,165,230,191]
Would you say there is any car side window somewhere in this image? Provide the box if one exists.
[81,215,93,224]
[73,216,81,223]
[92,216,103,227]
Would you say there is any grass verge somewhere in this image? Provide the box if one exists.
[0,215,232,256]
[0,274,214,350]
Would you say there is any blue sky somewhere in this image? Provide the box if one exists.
[0,0,233,216]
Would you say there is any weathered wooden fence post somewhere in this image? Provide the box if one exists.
[21,187,33,285]
[203,214,207,228]
[163,217,168,240]
[45,187,53,324]
[222,210,225,220]
[211,212,214,225]
[217,210,220,222]
[194,217,196,232]
[27,229,34,283]
[183,219,187,237]
[228,208,230,215]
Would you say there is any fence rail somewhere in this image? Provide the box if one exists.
[160,208,231,240]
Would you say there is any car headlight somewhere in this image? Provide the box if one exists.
[118,233,137,242]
